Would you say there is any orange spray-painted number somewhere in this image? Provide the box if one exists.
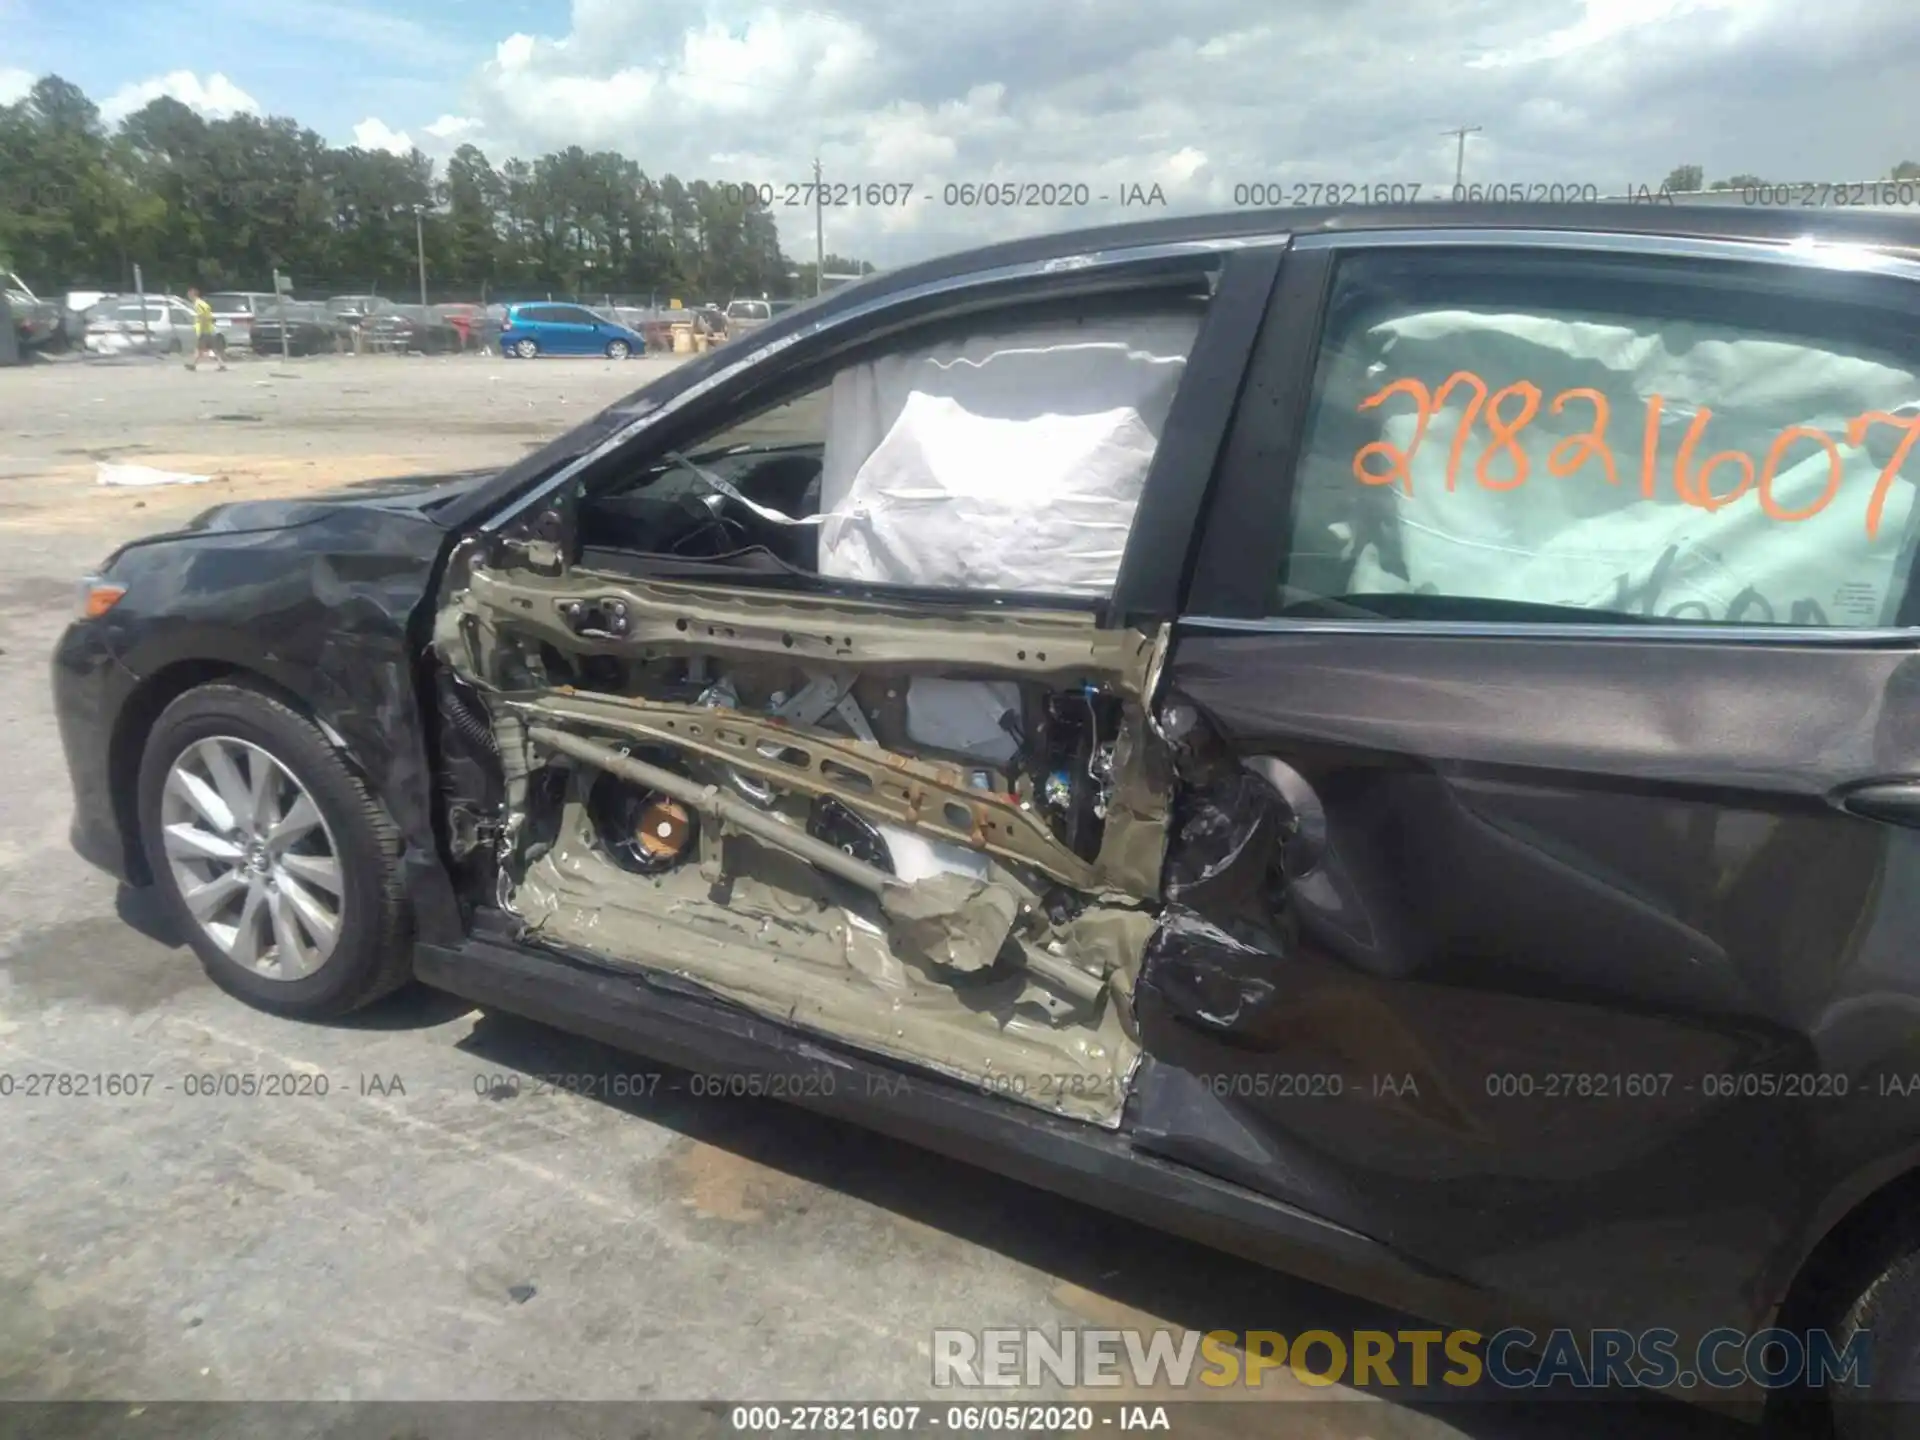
[1847,411,1920,540]
[1477,381,1541,491]
[1353,378,1434,493]
[1547,388,1616,486]
[1759,427,1844,523]
[1351,373,1920,540]
[1433,370,1489,492]
[1673,406,1755,512]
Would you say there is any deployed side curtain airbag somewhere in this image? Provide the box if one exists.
[815,313,1202,594]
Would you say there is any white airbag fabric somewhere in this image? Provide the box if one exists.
[1326,310,1920,626]
[816,313,1200,594]
[904,677,1021,763]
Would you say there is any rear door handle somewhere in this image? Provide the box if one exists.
[1839,780,1920,828]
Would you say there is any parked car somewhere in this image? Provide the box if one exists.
[324,295,387,338]
[54,203,1920,1431]
[723,297,775,336]
[433,303,496,352]
[604,307,682,353]
[60,291,115,350]
[81,294,197,355]
[4,271,64,353]
[361,303,462,354]
[497,301,645,358]
[249,300,349,357]
[203,291,283,353]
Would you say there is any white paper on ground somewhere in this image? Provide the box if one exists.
[96,462,212,488]
[1322,309,1920,626]
[815,312,1202,594]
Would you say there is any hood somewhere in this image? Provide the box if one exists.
[110,469,498,556]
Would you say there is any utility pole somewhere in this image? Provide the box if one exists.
[413,205,429,307]
[1442,125,1483,191]
[813,156,824,298]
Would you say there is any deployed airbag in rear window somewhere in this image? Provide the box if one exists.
[815,313,1202,594]
[1277,256,1920,628]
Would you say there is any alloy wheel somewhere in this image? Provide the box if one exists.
[159,736,344,980]
[514,338,538,358]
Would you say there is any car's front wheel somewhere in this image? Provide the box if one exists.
[604,339,631,360]
[512,338,538,358]
[137,681,413,1017]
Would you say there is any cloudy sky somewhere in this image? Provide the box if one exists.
[3,0,1917,265]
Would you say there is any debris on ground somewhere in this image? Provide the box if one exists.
[96,462,212,487]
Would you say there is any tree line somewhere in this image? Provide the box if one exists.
[0,74,865,303]
[1660,162,1920,193]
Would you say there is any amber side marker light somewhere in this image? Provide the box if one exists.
[78,578,127,619]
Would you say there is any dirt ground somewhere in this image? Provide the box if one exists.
[0,350,671,535]
[0,350,1735,1437]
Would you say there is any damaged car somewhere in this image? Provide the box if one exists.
[50,204,1920,1432]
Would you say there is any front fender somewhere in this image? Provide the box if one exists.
[102,510,466,945]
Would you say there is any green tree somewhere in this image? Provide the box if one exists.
[1662,164,1705,193]
[0,73,841,301]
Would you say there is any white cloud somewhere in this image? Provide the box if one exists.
[414,0,1919,265]
[100,70,261,123]
[352,117,414,155]
[1470,0,1743,67]
[423,114,481,141]
[0,68,32,106]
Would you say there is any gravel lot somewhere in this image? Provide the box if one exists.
[0,352,1737,1438]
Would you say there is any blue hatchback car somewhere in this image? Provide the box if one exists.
[498,302,645,359]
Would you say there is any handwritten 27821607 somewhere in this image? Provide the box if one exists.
[1351,372,1920,541]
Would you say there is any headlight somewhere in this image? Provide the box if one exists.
[76,576,126,619]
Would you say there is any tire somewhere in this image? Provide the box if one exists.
[137,680,413,1018]
[513,338,539,359]
[604,339,631,360]
[1781,1223,1920,1439]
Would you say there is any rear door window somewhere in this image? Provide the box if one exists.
[1266,247,1920,627]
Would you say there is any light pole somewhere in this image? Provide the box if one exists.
[812,156,824,298]
[412,204,428,307]
[1442,125,1482,192]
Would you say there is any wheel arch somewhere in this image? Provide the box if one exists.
[110,659,374,885]
[1773,1150,1920,1331]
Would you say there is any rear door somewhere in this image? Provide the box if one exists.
[1138,230,1920,1339]
[546,305,599,353]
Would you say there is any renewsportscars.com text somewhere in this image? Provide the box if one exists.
[931,1326,1871,1392]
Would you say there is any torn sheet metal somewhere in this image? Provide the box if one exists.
[1137,722,1297,1037]
[879,873,1022,973]
[1137,907,1292,1035]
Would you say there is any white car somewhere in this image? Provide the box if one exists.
[83,295,199,355]
[724,298,775,334]
[205,291,281,352]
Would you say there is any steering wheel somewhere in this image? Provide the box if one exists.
[668,491,751,557]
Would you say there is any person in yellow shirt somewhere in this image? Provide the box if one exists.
[186,287,224,371]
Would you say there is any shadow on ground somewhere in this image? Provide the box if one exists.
[451,1006,1762,1440]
